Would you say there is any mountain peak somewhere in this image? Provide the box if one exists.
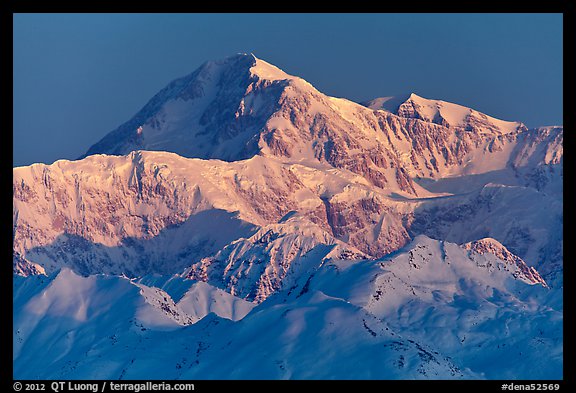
[364,93,524,133]
[81,55,551,199]
[250,56,293,82]
[83,53,316,162]
[209,53,294,83]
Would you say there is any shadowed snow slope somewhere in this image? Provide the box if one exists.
[13,236,559,379]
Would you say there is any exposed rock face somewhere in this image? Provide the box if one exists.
[13,251,45,276]
[462,238,547,287]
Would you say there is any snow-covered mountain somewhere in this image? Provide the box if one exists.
[13,54,562,380]
[13,149,562,287]
[363,93,525,133]
[14,236,559,379]
[185,214,368,303]
[83,53,562,197]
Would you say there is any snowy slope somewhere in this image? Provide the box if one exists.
[13,236,558,380]
[408,182,563,287]
[13,268,256,378]
[307,236,560,380]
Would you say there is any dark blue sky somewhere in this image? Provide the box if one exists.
[13,13,563,167]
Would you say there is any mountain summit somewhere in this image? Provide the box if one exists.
[84,54,561,198]
[84,53,302,161]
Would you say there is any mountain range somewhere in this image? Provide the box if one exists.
[13,53,563,379]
